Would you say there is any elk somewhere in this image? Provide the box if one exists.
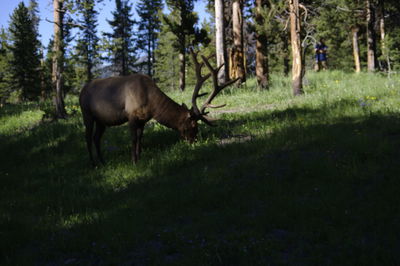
[79,49,238,166]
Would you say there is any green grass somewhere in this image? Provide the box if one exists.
[1,71,400,265]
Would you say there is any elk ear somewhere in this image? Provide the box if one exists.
[181,103,188,109]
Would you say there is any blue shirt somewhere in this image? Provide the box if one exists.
[315,44,328,61]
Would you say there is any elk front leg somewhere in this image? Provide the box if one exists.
[93,122,106,165]
[129,119,141,164]
[136,123,145,160]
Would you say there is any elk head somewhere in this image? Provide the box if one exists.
[180,49,239,142]
[178,103,198,143]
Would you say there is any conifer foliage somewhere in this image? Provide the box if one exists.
[135,0,163,77]
[75,0,100,83]
[104,0,137,76]
[163,0,210,91]
[0,28,13,102]
[8,2,41,100]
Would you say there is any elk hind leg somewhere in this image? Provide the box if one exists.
[83,113,95,166]
[94,122,106,165]
[136,123,145,161]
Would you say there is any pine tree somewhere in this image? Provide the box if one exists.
[52,0,69,118]
[254,0,269,89]
[366,0,377,72]
[28,0,40,35]
[75,0,100,83]
[382,0,400,71]
[0,27,13,103]
[104,0,137,76]
[8,2,41,100]
[215,0,228,83]
[42,40,54,99]
[154,16,180,90]
[136,0,163,76]
[311,0,362,71]
[231,0,246,84]
[289,0,303,96]
[164,0,209,91]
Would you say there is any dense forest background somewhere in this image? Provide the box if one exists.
[1,0,400,115]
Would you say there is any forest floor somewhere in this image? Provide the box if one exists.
[1,71,400,265]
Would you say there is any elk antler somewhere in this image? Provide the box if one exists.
[190,49,240,126]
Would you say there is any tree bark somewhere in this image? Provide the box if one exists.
[378,0,388,71]
[289,0,303,96]
[255,0,269,89]
[366,0,376,72]
[215,0,228,83]
[379,0,385,53]
[352,26,361,73]
[232,0,245,84]
[52,0,67,118]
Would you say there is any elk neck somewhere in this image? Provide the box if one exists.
[152,92,188,130]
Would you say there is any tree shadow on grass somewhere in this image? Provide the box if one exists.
[1,101,400,265]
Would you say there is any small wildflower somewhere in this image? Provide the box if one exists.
[359,101,367,107]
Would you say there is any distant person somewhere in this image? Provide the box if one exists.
[315,39,328,71]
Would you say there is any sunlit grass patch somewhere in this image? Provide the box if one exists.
[0,109,44,136]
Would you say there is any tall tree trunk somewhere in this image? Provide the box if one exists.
[215,0,228,83]
[378,0,388,71]
[366,0,376,72]
[352,26,361,73]
[255,0,269,89]
[289,0,303,96]
[232,0,245,84]
[179,37,186,91]
[52,0,67,118]
[379,0,385,53]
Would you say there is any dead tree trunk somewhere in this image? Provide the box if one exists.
[255,0,269,89]
[215,0,228,83]
[52,0,67,118]
[232,0,246,84]
[366,0,376,72]
[289,0,303,96]
[352,26,361,73]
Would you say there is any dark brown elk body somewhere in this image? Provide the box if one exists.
[79,50,238,165]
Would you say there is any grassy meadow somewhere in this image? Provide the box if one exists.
[1,71,400,265]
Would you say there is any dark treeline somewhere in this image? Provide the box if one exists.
[1,0,400,117]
